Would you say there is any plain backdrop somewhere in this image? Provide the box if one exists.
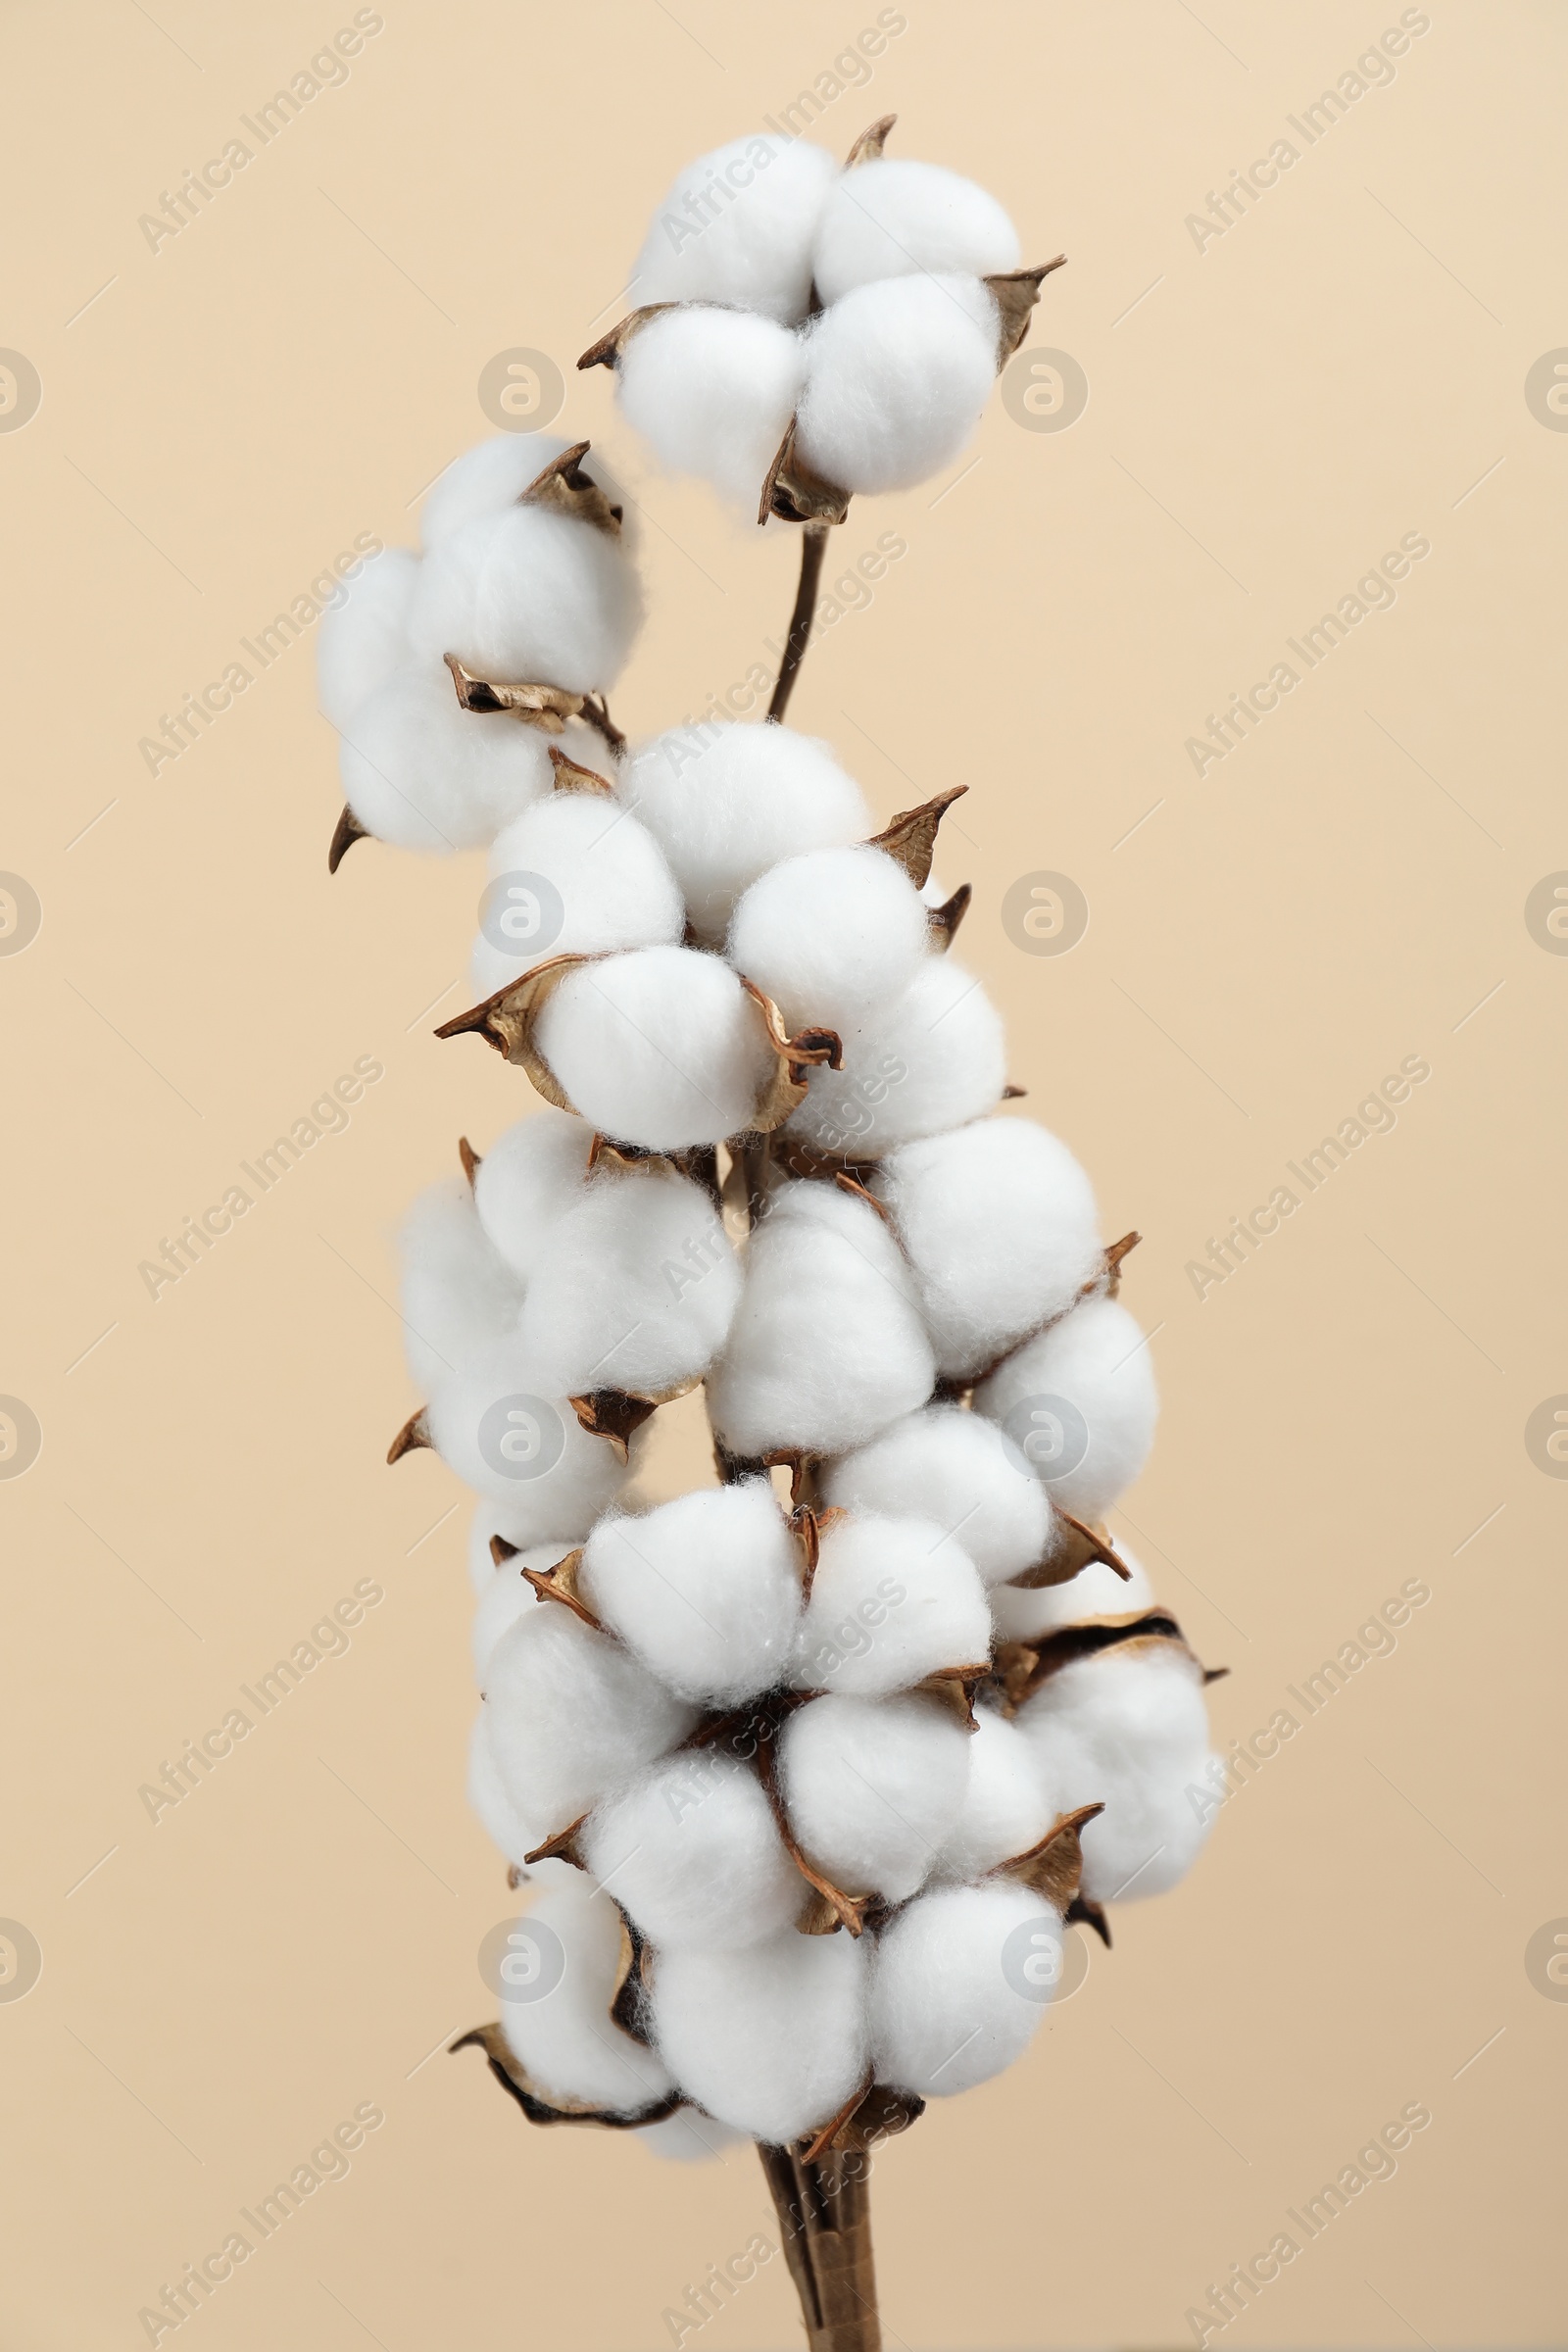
[1,2,1564,2345]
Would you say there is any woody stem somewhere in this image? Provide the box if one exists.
[767,521,831,723]
[756,2141,881,2352]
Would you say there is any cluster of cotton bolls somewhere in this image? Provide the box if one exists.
[585,117,1059,517]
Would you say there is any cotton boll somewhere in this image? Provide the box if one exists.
[973,1298,1158,1523]
[989,1539,1155,1643]
[630,135,838,323]
[617,306,808,514]
[934,1706,1053,1880]
[795,275,1000,497]
[620,723,869,944]
[870,1882,1056,2098]
[652,1927,867,2144]
[472,1109,594,1284]
[420,432,574,547]
[410,503,642,695]
[317,547,418,730]
[779,1691,969,1903]
[813,160,1021,306]
[471,795,685,997]
[535,948,774,1152]
[499,1879,676,2116]
[787,959,1006,1156]
[792,1512,990,1696]
[467,1709,545,1868]
[471,1546,575,1679]
[399,1179,524,1394]
[824,1405,1049,1589]
[579,1481,801,1705]
[634,2111,746,2162]
[582,1752,803,1952]
[519,1167,742,1399]
[486,1602,699,1841]
[423,1337,642,1520]
[707,1182,935,1458]
[1015,1643,1216,1902]
[338,665,555,853]
[872,1121,1102,1379]
[728,847,930,1032]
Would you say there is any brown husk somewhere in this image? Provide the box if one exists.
[760,418,853,527]
[434,953,593,1104]
[990,1800,1103,1911]
[443,651,587,729]
[1005,1510,1131,1591]
[549,744,616,797]
[845,114,897,166]
[865,785,967,889]
[927,882,972,951]
[985,258,1068,364]
[450,2021,680,2130]
[519,439,624,537]
[576,303,679,372]
[386,1406,431,1464]
[327,803,368,872]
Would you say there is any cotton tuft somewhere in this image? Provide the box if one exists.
[787,958,1006,1156]
[973,1297,1157,1523]
[471,793,684,998]
[485,1602,698,1840]
[728,846,930,1032]
[398,1178,524,1394]
[338,665,556,853]
[652,1926,868,2144]
[616,306,808,514]
[779,1692,969,1904]
[317,547,418,730]
[472,1109,594,1283]
[499,1879,677,2115]
[630,135,838,323]
[795,275,1000,496]
[410,503,642,695]
[420,432,574,547]
[579,1481,801,1704]
[934,1704,1054,1880]
[422,1337,643,1519]
[535,947,775,1150]
[825,1404,1050,1588]
[870,1882,1057,2097]
[813,159,1021,306]
[471,1545,574,1679]
[582,1751,803,1951]
[791,1511,990,1695]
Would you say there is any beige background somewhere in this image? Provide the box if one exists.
[2,1,1563,2344]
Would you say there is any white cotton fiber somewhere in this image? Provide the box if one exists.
[472,1109,594,1283]
[652,1926,868,2144]
[410,503,642,694]
[317,547,418,730]
[582,1751,803,1951]
[706,1182,935,1458]
[471,1546,574,1679]
[934,1705,1053,1880]
[578,1481,801,1705]
[791,1512,990,1696]
[870,1882,1056,2098]
[420,432,573,547]
[635,2111,745,2162]
[398,1178,524,1394]
[471,794,684,997]
[338,665,555,853]
[1015,1643,1216,1903]
[518,1166,742,1399]
[467,1708,545,1870]
[824,1405,1050,1589]
[989,1540,1155,1644]
[535,948,775,1151]
[617,306,808,514]
[813,160,1021,307]
[779,1691,969,1904]
[620,724,869,944]
[728,847,930,1032]
[423,1337,643,1520]
[486,1602,699,1839]
[787,959,1006,1157]
[630,135,838,323]
[973,1298,1157,1523]
[795,275,1000,496]
[873,1121,1102,1379]
[499,1879,677,2116]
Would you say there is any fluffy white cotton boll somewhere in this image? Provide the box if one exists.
[652,1927,868,2144]
[410,503,642,695]
[486,1603,699,1841]
[813,160,1021,307]
[870,1882,1057,2098]
[934,1706,1053,1880]
[499,1879,677,2115]
[519,1168,742,1400]
[471,1546,574,1678]
[466,1709,543,1869]
[338,665,555,853]
[620,724,869,944]
[579,1482,801,1705]
[824,1405,1049,1589]
[728,847,930,1032]
[988,1539,1156,1643]
[420,432,574,547]
[1015,1644,1216,1903]
[792,1512,990,1696]
[471,795,684,997]
[317,547,418,730]
[617,306,808,514]
[795,275,1000,497]
[423,1337,642,1520]
[707,1182,935,1458]
[787,958,1006,1156]
[582,1751,803,1952]
[471,1109,593,1284]
[973,1298,1158,1523]
[634,2111,746,2162]
[630,135,838,323]
[873,1121,1102,1379]
[535,948,774,1152]
[399,1179,524,1395]
[779,1692,969,1903]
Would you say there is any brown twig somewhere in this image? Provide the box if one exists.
[767,520,831,723]
[757,2142,881,2351]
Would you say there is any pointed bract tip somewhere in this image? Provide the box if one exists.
[387,1406,431,1464]
[327,803,368,872]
